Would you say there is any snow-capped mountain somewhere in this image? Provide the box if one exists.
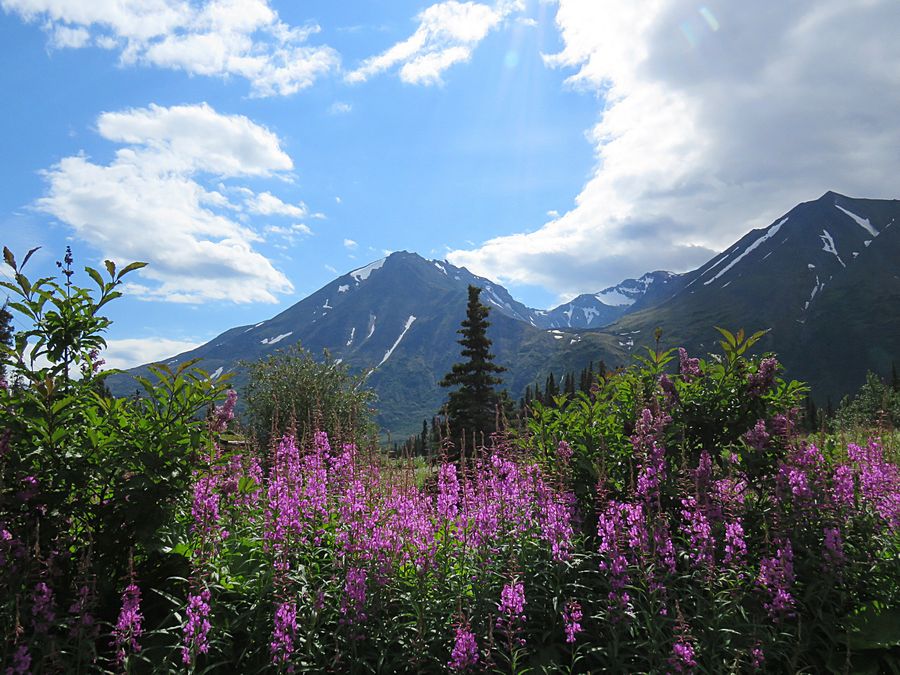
[538,271,685,329]
[109,191,900,433]
[610,191,900,400]
[107,251,629,435]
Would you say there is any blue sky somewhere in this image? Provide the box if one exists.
[2,0,899,367]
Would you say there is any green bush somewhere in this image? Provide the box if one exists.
[242,343,376,449]
[0,247,228,669]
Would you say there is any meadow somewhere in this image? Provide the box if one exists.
[1,251,898,673]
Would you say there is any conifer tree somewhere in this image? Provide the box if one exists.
[440,285,506,448]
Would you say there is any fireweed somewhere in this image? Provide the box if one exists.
[5,348,900,671]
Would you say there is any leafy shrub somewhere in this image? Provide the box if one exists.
[242,343,376,449]
[0,247,228,670]
[836,370,900,430]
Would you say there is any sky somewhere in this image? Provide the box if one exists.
[1,0,899,368]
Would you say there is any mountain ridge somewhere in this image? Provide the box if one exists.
[108,191,900,434]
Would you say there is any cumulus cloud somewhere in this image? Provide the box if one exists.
[102,337,203,370]
[36,102,302,304]
[343,238,358,249]
[448,0,900,298]
[346,0,524,85]
[1,0,339,96]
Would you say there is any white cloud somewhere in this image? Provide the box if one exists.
[36,103,299,304]
[448,0,900,298]
[48,23,90,48]
[346,0,524,85]
[329,101,352,114]
[102,337,203,370]
[245,191,307,218]
[343,238,358,249]
[2,0,339,96]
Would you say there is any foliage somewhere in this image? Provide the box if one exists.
[522,328,808,509]
[0,302,12,383]
[440,285,507,451]
[241,342,376,450]
[836,369,900,430]
[0,247,227,670]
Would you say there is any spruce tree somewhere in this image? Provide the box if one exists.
[440,285,506,449]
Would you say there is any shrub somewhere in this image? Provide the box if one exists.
[242,343,376,449]
[0,247,228,670]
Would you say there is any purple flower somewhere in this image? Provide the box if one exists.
[496,580,527,644]
[669,638,698,673]
[659,373,678,402]
[723,519,747,566]
[182,589,212,664]
[192,473,224,542]
[556,440,574,462]
[743,420,770,451]
[448,625,479,671]
[823,526,845,569]
[757,540,795,621]
[750,643,765,669]
[562,600,583,643]
[748,357,778,396]
[341,567,367,623]
[270,601,298,667]
[437,462,460,521]
[849,440,900,529]
[832,465,855,509]
[210,389,237,433]
[112,584,143,665]
[633,408,671,503]
[31,582,56,633]
[678,348,701,379]
[7,645,30,674]
[680,496,714,568]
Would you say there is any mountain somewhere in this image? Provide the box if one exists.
[538,271,685,329]
[607,191,900,401]
[108,252,628,436]
[110,191,900,434]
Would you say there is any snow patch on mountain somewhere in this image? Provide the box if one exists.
[377,316,416,367]
[819,230,845,267]
[594,288,635,307]
[261,332,293,345]
[835,204,879,238]
[704,217,788,285]
[346,327,356,347]
[351,258,386,282]
[582,307,600,324]
[366,313,377,340]
[338,284,350,293]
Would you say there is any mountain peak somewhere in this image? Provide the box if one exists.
[818,190,849,202]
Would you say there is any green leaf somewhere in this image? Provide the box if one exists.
[85,266,105,289]
[117,261,148,280]
[21,246,40,269]
[3,246,15,270]
[104,259,116,278]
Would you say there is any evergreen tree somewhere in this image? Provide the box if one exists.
[440,285,506,449]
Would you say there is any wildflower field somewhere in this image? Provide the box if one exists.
[1,251,899,673]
